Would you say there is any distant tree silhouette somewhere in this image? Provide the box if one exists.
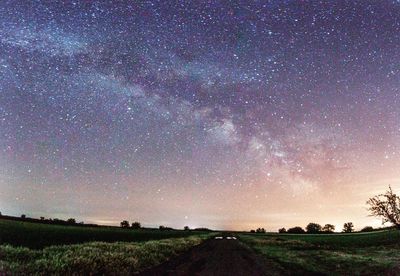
[287,226,305,234]
[159,225,166,230]
[343,222,354,233]
[278,227,287,233]
[250,229,256,233]
[21,214,26,219]
[367,186,400,230]
[322,224,335,233]
[184,226,190,231]
[256,227,266,233]
[306,223,322,234]
[0,211,2,216]
[67,218,76,224]
[40,216,45,220]
[193,227,209,231]
[131,221,141,229]
[361,226,374,232]
[120,220,130,228]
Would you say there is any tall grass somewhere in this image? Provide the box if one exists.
[0,235,210,275]
[239,231,400,275]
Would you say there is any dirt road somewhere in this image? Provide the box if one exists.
[139,236,284,276]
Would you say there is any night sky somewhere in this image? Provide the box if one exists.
[1,1,400,231]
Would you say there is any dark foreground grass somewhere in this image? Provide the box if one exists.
[239,230,400,275]
[0,235,210,275]
[0,218,207,249]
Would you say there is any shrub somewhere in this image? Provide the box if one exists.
[287,226,305,234]
[361,226,374,232]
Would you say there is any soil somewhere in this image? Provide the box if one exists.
[139,236,285,276]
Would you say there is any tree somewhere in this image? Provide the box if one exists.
[343,222,354,233]
[67,218,76,224]
[21,214,26,219]
[367,186,400,229]
[322,224,335,233]
[120,220,130,228]
[40,216,45,220]
[184,226,190,231]
[306,223,322,234]
[278,227,287,233]
[256,227,266,233]
[361,226,374,232]
[287,226,305,234]
[250,229,256,233]
[131,221,141,229]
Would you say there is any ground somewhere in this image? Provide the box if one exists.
[140,234,284,276]
[1,218,400,275]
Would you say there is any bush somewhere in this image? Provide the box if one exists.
[361,226,374,232]
[278,228,287,233]
[256,228,266,233]
[287,226,305,234]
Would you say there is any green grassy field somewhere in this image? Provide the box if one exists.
[0,218,212,274]
[239,230,400,275]
[0,218,207,249]
[0,235,210,274]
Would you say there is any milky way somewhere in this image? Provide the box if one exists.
[1,1,400,230]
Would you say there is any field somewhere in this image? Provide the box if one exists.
[0,218,212,274]
[238,230,400,275]
[0,218,207,249]
[2,218,400,275]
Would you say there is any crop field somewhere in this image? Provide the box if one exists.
[0,218,207,249]
[238,230,400,275]
[0,218,212,274]
[0,236,210,274]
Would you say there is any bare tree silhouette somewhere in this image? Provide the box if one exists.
[367,185,400,229]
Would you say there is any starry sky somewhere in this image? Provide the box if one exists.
[1,1,400,231]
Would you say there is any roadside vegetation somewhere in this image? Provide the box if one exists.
[239,230,400,274]
[0,235,210,275]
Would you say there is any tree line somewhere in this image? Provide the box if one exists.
[251,185,400,234]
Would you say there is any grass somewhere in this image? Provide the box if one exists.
[0,235,210,275]
[238,230,400,275]
[0,218,208,249]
